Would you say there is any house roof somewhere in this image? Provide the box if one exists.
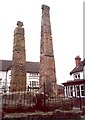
[70,59,85,75]
[26,61,39,73]
[0,60,39,73]
[62,79,85,86]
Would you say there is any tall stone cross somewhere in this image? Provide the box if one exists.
[10,21,26,92]
[39,5,57,96]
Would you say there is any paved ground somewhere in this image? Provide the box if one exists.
[3,111,52,119]
[3,107,83,119]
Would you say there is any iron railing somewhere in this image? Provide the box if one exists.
[0,81,84,116]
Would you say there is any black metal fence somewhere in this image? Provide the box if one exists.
[1,82,84,120]
[0,82,74,114]
[1,83,45,110]
[0,82,84,115]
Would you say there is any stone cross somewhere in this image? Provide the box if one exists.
[39,5,57,96]
[17,21,23,27]
[10,21,26,92]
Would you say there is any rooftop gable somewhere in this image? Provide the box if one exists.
[70,59,85,75]
[0,60,39,73]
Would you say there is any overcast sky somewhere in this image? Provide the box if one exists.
[0,0,83,84]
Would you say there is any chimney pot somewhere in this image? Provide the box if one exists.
[75,55,81,67]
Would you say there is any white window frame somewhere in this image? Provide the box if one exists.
[80,84,85,97]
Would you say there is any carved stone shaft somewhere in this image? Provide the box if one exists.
[39,5,57,95]
[10,21,26,92]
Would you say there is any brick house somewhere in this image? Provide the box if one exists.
[62,56,85,108]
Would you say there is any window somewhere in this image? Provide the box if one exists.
[30,73,38,76]
[30,81,31,86]
[36,81,39,86]
[75,75,77,78]
[70,86,73,96]
[81,85,84,90]
[78,74,80,79]
[81,85,85,96]
[32,81,36,87]
[81,91,84,96]
[77,86,79,90]
[74,73,80,79]
[29,81,37,87]
[76,85,80,97]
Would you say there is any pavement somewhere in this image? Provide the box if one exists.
[2,107,84,119]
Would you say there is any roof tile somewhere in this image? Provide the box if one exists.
[0,60,39,73]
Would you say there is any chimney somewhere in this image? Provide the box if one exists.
[75,55,81,67]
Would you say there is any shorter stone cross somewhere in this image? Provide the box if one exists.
[17,21,23,27]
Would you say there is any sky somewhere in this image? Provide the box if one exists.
[0,0,83,84]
